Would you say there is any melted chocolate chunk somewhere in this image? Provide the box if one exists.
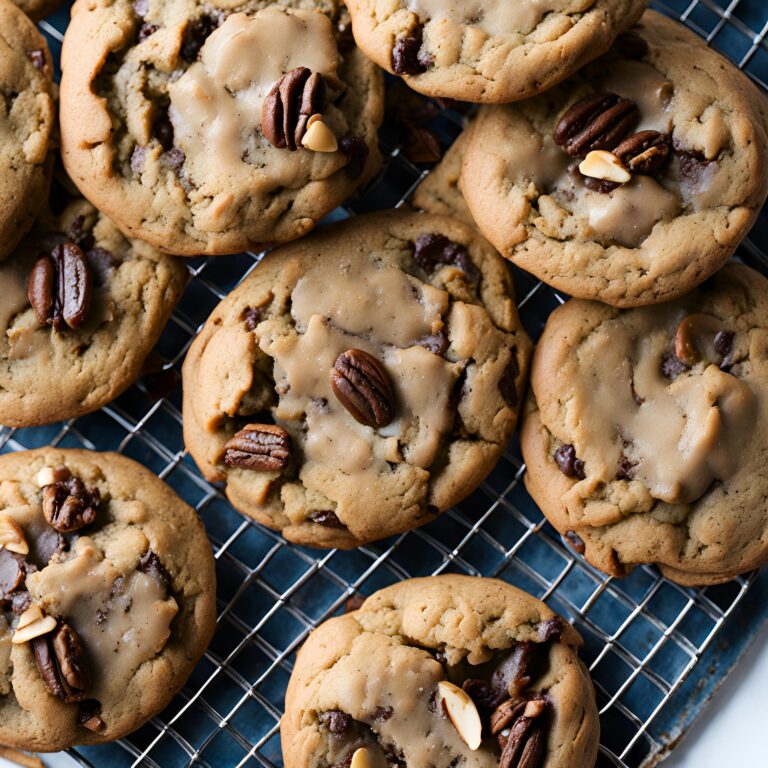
[309,510,346,529]
[553,444,585,480]
[392,27,430,75]
[319,710,351,738]
[661,350,689,379]
[413,233,480,284]
[137,550,171,593]
[499,353,521,408]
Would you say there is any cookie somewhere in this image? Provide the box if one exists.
[60,1,384,256]
[0,164,188,428]
[344,0,646,103]
[522,264,768,586]
[0,448,216,751]
[282,575,599,767]
[0,0,55,262]
[13,0,65,21]
[460,11,768,307]
[182,211,532,548]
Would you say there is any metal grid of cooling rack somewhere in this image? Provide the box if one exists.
[24,0,768,766]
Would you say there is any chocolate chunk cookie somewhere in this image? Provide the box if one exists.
[0,0,55,261]
[60,1,384,256]
[0,448,216,751]
[522,264,768,586]
[0,164,188,427]
[182,211,532,548]
[344,0,646,103]
[460,11,768,307]
[282,575,599,767]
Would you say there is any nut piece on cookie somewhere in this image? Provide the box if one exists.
[0,449,216,751]
[60,4,384,255]
[281,575,599,768]
[183,211,532,549]
[522,264,768,586]
[460,10,768,307]
[344,0,646,103]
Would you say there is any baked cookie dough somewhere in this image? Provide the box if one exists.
[12,0,65,21]
[60,1,384,256]
[344,0,646,103]
[282,575,599,767]
[0,448,216,751]
[0,0,55,262]
[0,164,188,427]
[183,211,532,548]
[460,11,768,307]
[522,264,768,586]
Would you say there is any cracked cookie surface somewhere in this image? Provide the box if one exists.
[182,211,532,548]
[0,163,188,427]
[460,11,768,307]
[0,448,216,751]
[282,575,599,767]
[522,264,768,586]
[0,0,55,262]
[60,0,384,256]
[344,0,646,103]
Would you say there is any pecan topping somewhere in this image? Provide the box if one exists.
[28,243,93,332]
[413,233,480,284]
[554,93,638,157]
[41,474,100,533]
[498,699,547,768]
[392,27,430,75]
[262,67,326,151]
[330,349,395,428]
[614,130,671,174]
[224,424,292,472]
[33,622,90,703]
[553,444,585,480]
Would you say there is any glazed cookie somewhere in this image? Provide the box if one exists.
[282,575,599,767]
[60,0,384,256]
[183,211,532,548]
[0,0,55,261]
[522,264,768,586]
[344,0,646,103]
[0,448,216,751]
[461,11,768,307]
[0,165,188,427]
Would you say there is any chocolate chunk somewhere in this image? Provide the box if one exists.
[418,332,448,357]
[463,678,500,711]
[0,549,24,596]
[223,424,292,472]
[564,530,586,555]
[676,146,713,180]
[86,247,119,286]
[41,475,100,532]
[330,349,395,429]
[154,113,175,152]
[499,352,521,408]
[581,173,620,194]
[77,699,105,732]
[491,643,532,700]
[413,233,480,284]
[392,27,430,75]
[714,330,735,361]
[339,135,369,180]
[373,705,393,722]
[138,22,158,42]
[553,445,585,480]
[661,350,688,379]
[163,147,186,170]
[10,590,32,615]
[537,617,563,642]
[262,67,326,151]
[33,623,90,703]
[130,145,147,176]
[613,130,671,174]
[319,710,351,738]
[181,14,220,62]
[309,510,346,529]
[243,306,263,331]
[554,93,638,157]
[617,454,637,480]
[614,28,648,59]
[27,50,46,70]
[28,244,93,332]
[137,549,171,593]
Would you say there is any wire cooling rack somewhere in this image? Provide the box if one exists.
[22,0,768,766]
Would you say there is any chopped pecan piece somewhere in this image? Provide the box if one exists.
[224,424,292,472]
[613,130,671,174]
[41,475,100,533]
[554,93,638,157]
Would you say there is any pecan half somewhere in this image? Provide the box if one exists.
[224,424,292,471]
[28,243,93,331]
[554,93,638,157]
[262,67,326,150]
[330,349,395,428]
[41,475,100,533]
[33,622,90,703]
[613,130,671,174]
[498,699,547,768]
